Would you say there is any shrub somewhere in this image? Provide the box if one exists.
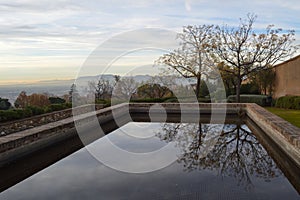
[130,97,177,103]
[47,104,66,112]
[49,97,66,104]
[0,110,17,121]
[95,99,110,105]
[130,96,211,103]
[0,98,12,110]
[163,97,179,103]
[0,109,33,122]
[26,106,45,115]
[198,98,211,103]
[22,108,33,118]
[45,103,73,112]
[64,102,72,108]
[95,99,111,107]
[240,83,260,94]
[275,96,300,110]
[227,94,270,106]
[210,88,226,102]
[0,102,73,122]
[294,97,300,110]
[130,98,165,103]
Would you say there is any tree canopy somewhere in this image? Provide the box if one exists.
[135,83,173,99]
[15,91,50,108]
[212,14,298,102]
[157,25,215,98]
[157,14,298,102]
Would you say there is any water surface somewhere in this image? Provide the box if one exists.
[0,122,298,199]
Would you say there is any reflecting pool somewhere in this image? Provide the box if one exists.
[0,122,299,199]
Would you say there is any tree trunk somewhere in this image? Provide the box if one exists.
[198,122,203,144]
[195,74,201,99]
[236,77,241,103]
[264,87,267,95]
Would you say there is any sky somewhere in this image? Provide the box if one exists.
[0,0,299,85]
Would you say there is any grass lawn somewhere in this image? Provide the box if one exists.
[265,107,300,128]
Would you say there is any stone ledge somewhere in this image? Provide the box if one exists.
[246,103,300,167]
[246,104,300,148]
[0,103,129,162]
[0,104,105,136]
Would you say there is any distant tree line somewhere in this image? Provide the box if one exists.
[0,91,70,122]
[85,75,176,105]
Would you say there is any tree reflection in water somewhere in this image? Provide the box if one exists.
[156,122,281,189]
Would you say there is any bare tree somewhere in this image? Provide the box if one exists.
[112,77,138,101]
[157,122,280,189]
[156,25,215,98]
[14,91,28,108]
[88,78,113,101]
[212,14,298,102]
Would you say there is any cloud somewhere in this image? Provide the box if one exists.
[185,0,192,11]
[0,0,83,12]
[0,0,299,84]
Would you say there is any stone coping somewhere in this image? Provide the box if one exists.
[245,103,300,167]
[246,104,300,147]
[0,103,299,167]
[0,104,104,136]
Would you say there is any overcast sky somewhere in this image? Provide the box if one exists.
[0,0,299,85]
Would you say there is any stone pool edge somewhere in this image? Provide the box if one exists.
[0,103,299,167]
[246,103,300,167]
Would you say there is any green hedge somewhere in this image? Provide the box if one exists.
[130,97,212,103]
[130,97,178,103]
[275,96,300,110]
[95,99,111,106]
[163,97,179,103]
[227,94,271,106]
[130,98,166,103]
[198,98,211,103]
[49,97,66,104]
[0,109,33,122]
[45,103,72,112]
[0,103,73,123]
[26,105,45,115]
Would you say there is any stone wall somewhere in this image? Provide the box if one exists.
[273,55,300,98]
[0,103,127,165]
[0,104,104,136]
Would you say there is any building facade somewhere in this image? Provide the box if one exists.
[273,55,300,98]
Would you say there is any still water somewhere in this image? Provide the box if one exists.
[0,122,299,199]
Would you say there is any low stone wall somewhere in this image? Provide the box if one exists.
[0,104,104,136]
[0,103,127,165]
[246,103,300,167]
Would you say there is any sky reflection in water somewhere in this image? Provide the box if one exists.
[0,122,298,200]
